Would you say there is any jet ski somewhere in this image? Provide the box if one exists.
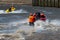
[5,6,15,13]
[40,13,46,21]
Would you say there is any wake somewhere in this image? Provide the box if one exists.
[0,9,28,14]
[0,19,60,40]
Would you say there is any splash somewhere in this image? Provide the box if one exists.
[34,19,60,33]
[9,9,29,13]
[50,19,60,26]
[0,18,60,33]
[0,10,5,14]
[0,9,28,14]
[0,19,60,40]
[34,20,48,32]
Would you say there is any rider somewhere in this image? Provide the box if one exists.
[36,12,41,20]
[28,13,35,26]
[6,6,15,13]
[11,6,15,11]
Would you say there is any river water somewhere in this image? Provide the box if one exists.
[0,5,60,40]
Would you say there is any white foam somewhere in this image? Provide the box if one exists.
[34,19,60,32]
[0,18,60,33]
[34,20,48,32]
[0,9,28,14]
[50,19,60,26]
[9,9,28,13]
[0,10,5,13]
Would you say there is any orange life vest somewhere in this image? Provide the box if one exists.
[28,16,35,22]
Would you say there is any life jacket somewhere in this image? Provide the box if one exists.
[5,9,10,13]
[29,16,35,22]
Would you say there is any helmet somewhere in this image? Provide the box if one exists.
[33,13,36,15]
[30,13,33,16]
[11,5,14,8]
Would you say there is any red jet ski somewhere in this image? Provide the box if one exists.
[40,13,46,21]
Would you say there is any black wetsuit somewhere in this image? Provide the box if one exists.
[36,12,40,20]
[9,8,11,12]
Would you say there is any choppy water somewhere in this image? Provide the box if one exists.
[0,5,60,40]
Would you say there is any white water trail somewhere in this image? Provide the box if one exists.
[0,9,29,14]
